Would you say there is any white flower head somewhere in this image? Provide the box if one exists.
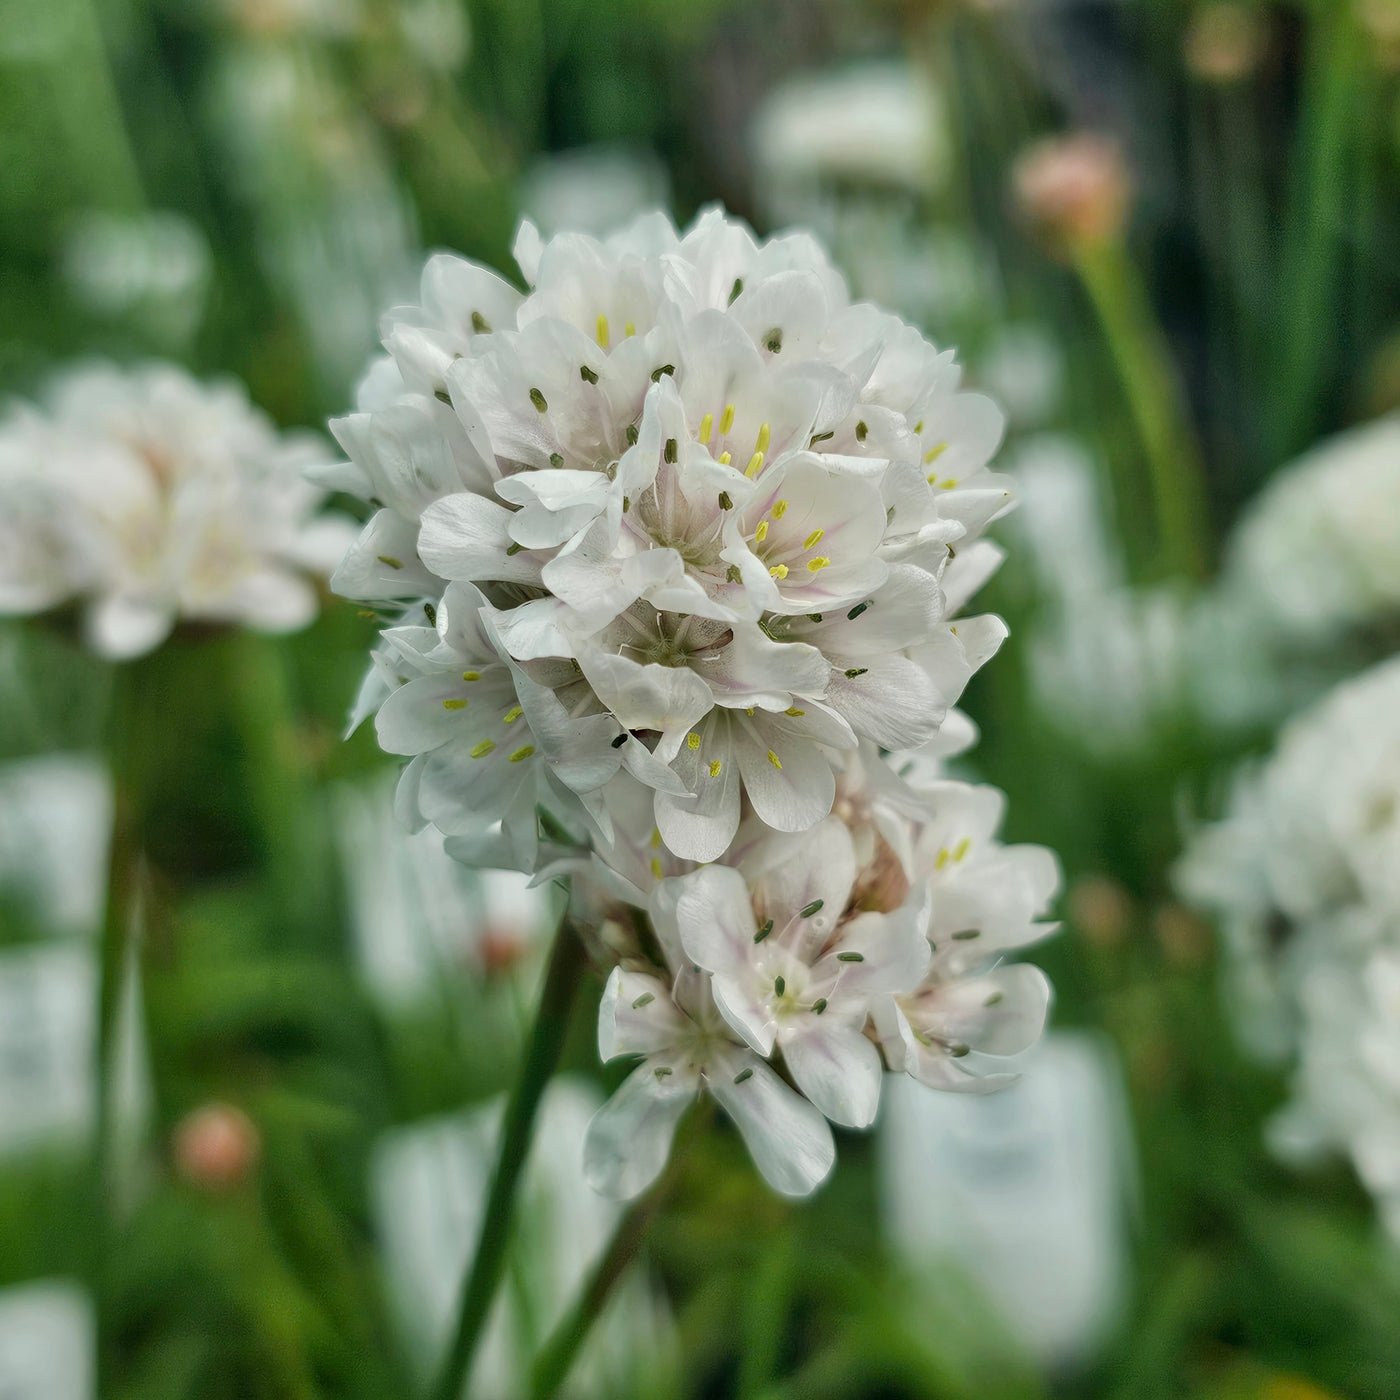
[0,361,354,659]
[331,207,1013,862]
[1178,657,1400,1239]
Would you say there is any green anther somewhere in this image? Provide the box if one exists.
[632,993,655,1009]
[529,387,548,412]
[809,430,834,445]
[774,976,786,997]
[847,602,869,620]
[626,423,639,446]
[654,1066,673,1079]
[948,1042,971,1058]
[807,613,824,623]
[765,328,783,353]
[650,364,675,382]
[549,452,564,467]
[580,364,599,384]
[726,564,743,583]
[506,542,526,556]
[733,1067,754,1084]
[951,929,980,941]
[377,555,403,569]
[423,602,437,625]
[984,991,1004,1007]
[836,951,864,963]
[811,998,828,1014]
[471,311,490,333]
[664,437,677,463]
[610,733,629,748]
[855,420,868,442]
[800,899,824,918]
[844,667,868,678]
[753,919,774,944]
[434,388,452,404]
[728,277,743,305]
[718,491,733,510]
[622,496,630,513]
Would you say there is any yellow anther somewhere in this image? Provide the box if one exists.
[767,749,783,770]
[699,412,713,444]
[442,698,468,711]
[745,707,755,716]
[953,836,971,861]
[923,442,948,465]
[772,499,788,518]
[708,759,722,777]
[784,707,805,717]
[503,705,523,724]
[806,556,830,572]
[719,403,735,435]
[803,528,824,550]
[745,451,764,479]
[687,731,701,751]
[769,564,788,579]
[470,740,496,759]
[624,321,636,338]
[650,857,664,880]
[914,419,924,434]
[508,744,535,763]
[935,846,950,870]
[596,314,610,348]
[755,422,771,456]
[754,520,769,543]
[718,451,732,465]
[650,827,663,848]
[462,670,481,682]
[938,478,959,489]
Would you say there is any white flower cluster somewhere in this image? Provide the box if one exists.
[328,208,1058,1197]
[0,362,353,659]
[1177,657,1400,1238]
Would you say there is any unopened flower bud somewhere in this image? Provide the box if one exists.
[1013,133,1130,248]
[173,1103,260,1191]
[1183,4,1265,84]
[1069,875,1133,950]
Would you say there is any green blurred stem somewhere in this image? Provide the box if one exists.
[529,1103,707,1400]
[1269,9,1361,462]
[1072,237,1210,580]
[92,658,154,1388]
[430,911,586,1400]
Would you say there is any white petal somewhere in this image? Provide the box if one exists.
[584,1062,694,1200]
[783,1021,884,1129]
[707,1051,836,1197]
[598,968,689,1060]
[86,594,174,660]
[418,492,545,586]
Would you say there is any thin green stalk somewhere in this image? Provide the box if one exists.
[430,911,586,1400]
[1268,8,1362,462]
[530,1103,707,1400]
[1073,238,1211,581]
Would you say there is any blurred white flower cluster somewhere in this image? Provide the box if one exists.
[1177,657,1400,1238]
[0,362,354,659]
[327,208,1058,1198]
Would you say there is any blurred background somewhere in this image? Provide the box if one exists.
[4,0,1400,1396]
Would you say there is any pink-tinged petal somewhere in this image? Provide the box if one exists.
[675,865,758,977]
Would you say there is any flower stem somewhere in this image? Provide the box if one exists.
[1073,237,1211,582]
[429,909,586,1400]
[530,1102,708,1400]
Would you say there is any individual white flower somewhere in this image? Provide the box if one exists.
[0,362,354,659]
[329,207,1015,862]
[1178,657,1400,1238]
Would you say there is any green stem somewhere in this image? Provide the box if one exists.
[429,911,586,1400]
[1073,237,1211,581]
[530,1103,707,1400]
